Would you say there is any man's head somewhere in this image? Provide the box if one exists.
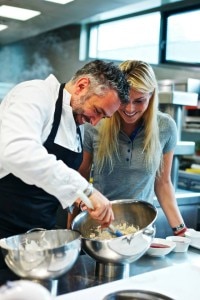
[67,60,129,125]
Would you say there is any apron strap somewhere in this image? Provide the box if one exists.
[47,83,65,142]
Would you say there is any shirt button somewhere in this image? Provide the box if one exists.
[126,158,129,161]
[127,149,130,152]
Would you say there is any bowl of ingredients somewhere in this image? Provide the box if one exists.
[72,200,157,265]
[0,229,81,280]
[185,228,200,248]
[146,238,176,257]
[166,236,191,252]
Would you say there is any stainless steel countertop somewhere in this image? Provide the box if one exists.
[0,247,199,296]
[57,251,200,300]
[56,247,200,295]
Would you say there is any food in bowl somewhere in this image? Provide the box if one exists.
[146,238,176,257]
[89,223,139,240]
[166,236,191,252]
[72,200,157,265]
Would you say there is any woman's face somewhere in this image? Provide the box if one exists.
[118,89,151,124]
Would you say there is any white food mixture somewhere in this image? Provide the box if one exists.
[89,223,139,240]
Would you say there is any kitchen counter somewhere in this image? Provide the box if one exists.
[1,247,199,298]
[56,258,200,300]
[56,247,200,300]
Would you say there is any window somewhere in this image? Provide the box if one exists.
[88,12,161,64]
[166,9,200,64]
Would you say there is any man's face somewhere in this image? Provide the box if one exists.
[72,80,121,126]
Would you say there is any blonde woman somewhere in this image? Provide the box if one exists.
[79,60,186,236]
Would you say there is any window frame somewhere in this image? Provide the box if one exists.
[82,2,200,67]
[161,4,200,67]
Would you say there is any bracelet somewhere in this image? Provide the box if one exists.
[83,183,94,197]
[174,227,187,236]
[172,223,185,232]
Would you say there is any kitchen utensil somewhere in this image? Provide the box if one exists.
[103,289,174,300]
[76,190,123,237]
[146,238,176,257]
[72,199,157,266]
[0,229,81,280]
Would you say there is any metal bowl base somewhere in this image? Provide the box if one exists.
[95,262,130,280]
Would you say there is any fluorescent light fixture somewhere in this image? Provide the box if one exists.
[0,24,8,31]
[43,0,74,4]
[0,5,41,21]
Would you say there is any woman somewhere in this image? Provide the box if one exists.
[79,60,186,236]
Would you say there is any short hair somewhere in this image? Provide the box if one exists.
[72,60,130,104]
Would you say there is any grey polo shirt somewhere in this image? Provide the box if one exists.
[83,111,177,203]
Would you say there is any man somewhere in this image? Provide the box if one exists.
[0,60,129,240]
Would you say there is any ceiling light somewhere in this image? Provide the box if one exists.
[0,5,41,21]
[0,24,8,31]
[43,0,74,4]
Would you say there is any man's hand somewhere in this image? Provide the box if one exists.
[79,189,114,227]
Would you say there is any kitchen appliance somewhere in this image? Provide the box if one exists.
[184,78,200,129]
[158,79,198,189]
[72,200,157,280]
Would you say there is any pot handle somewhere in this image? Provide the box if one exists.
[142,226,156,237]
[26,228,46,234]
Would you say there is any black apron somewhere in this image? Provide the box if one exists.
[0,83,83,239]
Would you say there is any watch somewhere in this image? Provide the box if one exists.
[83,183,94,197]
[172,223,185,232]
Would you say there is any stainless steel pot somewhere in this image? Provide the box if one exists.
[72,200,157,265]
[0,229,81,280]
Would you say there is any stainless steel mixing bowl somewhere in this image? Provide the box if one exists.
[72,200,157,265]
[103,289,174,300]
[0,229,81,280]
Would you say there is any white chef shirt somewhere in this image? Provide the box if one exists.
[0,74,88,208]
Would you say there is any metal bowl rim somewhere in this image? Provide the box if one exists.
[103,289,174,300]
[0,229,81,252]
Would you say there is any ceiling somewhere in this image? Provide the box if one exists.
[0,0,193,46]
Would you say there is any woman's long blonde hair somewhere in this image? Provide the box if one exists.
[96,60,162,174]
